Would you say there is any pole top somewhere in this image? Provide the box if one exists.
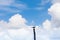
[32,27,35,30]
[33,27,35,28]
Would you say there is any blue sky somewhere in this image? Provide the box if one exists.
[0,0,51,25]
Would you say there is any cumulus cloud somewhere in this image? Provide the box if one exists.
[48,3,60,27]
[47,0,60,40]
[9,14,27,28]
[0,14,27,29]
[42,19,51,30]
[0,27,33,40]
[0,13,33,40]
[41,0,60,40]
[7,28,33,40]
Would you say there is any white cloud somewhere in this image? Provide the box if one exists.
[48,3,60,19]
[9,14,27,27]
[7,28,33,40]
[1,28,59,40]
[0,14,27,29]
[46,0,60,40]
[9,14,26,24]
[42,19,51,30]
[51,0,60,4]
[48,3,60,27]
